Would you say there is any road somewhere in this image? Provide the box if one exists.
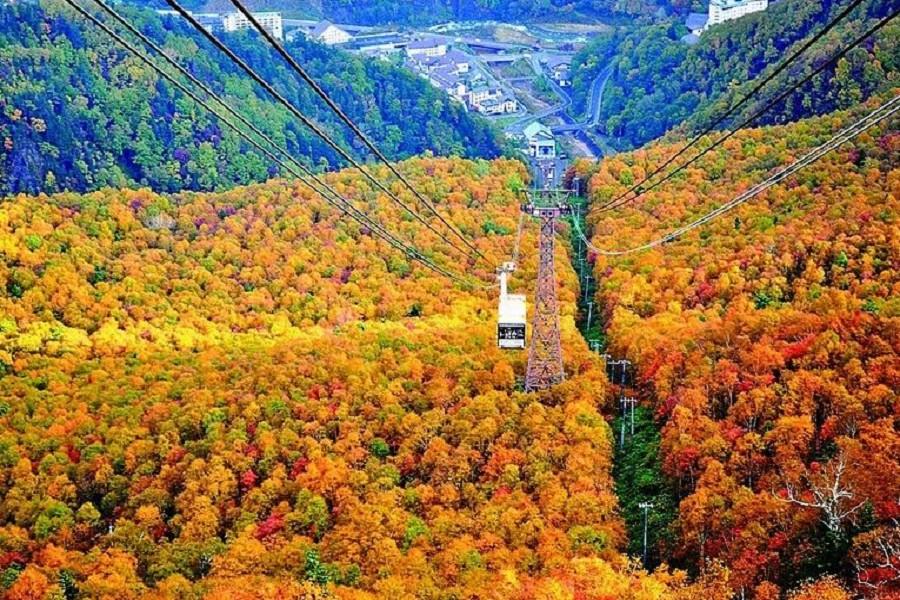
[504,61,611,145]
[551,65,613,133]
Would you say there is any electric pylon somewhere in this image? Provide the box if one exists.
[523,189,571,392]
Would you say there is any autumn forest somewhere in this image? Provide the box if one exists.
[0,0,898,599]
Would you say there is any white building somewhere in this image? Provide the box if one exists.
[707,0,768,27]
[406,37,448,59]
[477,95,519,116]
[419,49,472,75]
[467,86,503,111]
[523,122,555,159]
[543,55,572,88]
[428,69,468,104]
[222,11,283,40]
[308,20,352,45]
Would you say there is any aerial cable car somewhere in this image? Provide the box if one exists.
[497,261,526,349]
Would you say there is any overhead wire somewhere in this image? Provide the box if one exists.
[63,0,482,288]
[162,0,481,265]
[227,0,487,264]
[573,92,900,256]
[594,0,887,214]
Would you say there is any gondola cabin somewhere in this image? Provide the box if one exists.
[498,293,526,348]
[497,263,526,349]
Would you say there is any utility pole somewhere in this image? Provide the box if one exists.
[639,501,654,568]
[586,301,593,332]
[622,396,637,434]
[619,358,632,386]
[620,396,637,441]
[601,353,612,379]
[523,189,571,392]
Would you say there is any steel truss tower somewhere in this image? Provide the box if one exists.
[523,189,571,392]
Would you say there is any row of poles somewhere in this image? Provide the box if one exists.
[569,196,654,568]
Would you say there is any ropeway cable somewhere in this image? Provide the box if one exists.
[228,0,488,264]
[163,0,482,265]
[574,92,900,256]
[65,0,482,288]
[594,4,898,214]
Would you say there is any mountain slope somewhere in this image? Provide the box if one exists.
[571,0,898,149]
[0,2,500,197]
[572,95,899,597]
[0,155,755,598]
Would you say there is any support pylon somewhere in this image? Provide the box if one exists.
[523,189,571,392]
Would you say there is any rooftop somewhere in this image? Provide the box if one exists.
[523,121,552,139]
[543,54,572,69]
[710,0,766,7]
[430,67,461,87]
[685,12,709,30]
[309,20,346,37]
[408,37,446,50]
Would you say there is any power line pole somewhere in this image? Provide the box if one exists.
[523,189,571,392]
[620,396,637,445]
[623,396,637,434]
[639,501,654,567]
[619,358,632,386]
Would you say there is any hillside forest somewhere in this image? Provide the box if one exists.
[570,94,899,598]
[0,154,759,599]
[0,97,897,596]
[0,1,501,197]
[570,0,899,149]
[0,0,898,596]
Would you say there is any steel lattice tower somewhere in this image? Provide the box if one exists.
[523,190,571,392]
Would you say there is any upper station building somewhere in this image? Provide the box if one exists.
[222,11,284,40]
[707,0,768,27]
[523,122,555,159]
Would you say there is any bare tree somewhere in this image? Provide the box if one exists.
[778,452,865,533]
[853,521,900,593]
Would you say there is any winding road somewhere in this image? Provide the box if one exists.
[551,65,613,133]
[503,60,613,157]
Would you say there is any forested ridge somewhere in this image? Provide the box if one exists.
[0,1,501,197]
[572,94,899,598]
[571,0,899,149]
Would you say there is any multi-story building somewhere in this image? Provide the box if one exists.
[707,0,768,27]
[418,50,472,75]
[308,21,352,45]
[467,85,503,111]
[428,68,468,104]
[477,95,519,116]
[406,37,448,59]
[222,11,283,40]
